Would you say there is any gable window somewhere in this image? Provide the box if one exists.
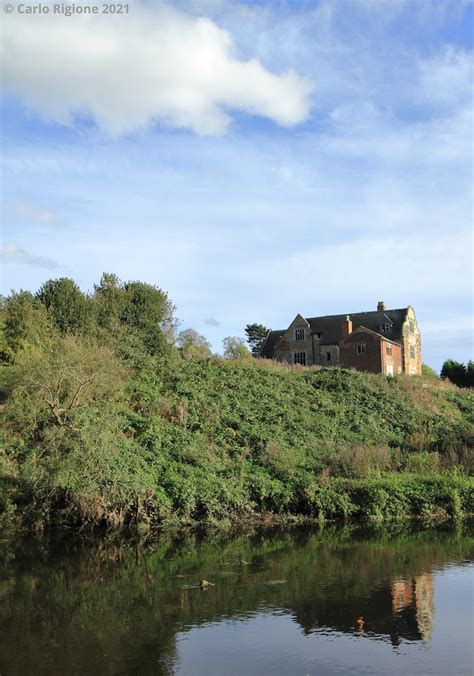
[295,328,305,341]
[410,345,416,359]
[386,344,393,356]
[357,344,366,354]
[409,320,415,334]
[326,352,331,361]
[380,323,391,333]
[294,351,306,365]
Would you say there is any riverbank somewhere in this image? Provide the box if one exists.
[2,361,473,533]
[1,280,473,533]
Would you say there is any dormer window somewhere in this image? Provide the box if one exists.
[315,332,322,339]
[380,323,391,333]
[295,328,305,341]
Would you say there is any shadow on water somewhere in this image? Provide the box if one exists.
[0,523,473,675]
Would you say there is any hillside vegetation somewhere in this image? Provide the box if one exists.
[0,275,473,531]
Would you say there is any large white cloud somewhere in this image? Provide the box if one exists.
[1,2,314,135]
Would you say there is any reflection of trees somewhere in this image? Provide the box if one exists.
[0,527,472,675]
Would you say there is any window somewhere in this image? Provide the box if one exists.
[295,328,305,341]
[410,345,416,359]
[380,323,391,333]
[315,332,322,339]
[326,352,331,361]
[386,344,393,356]
[357,344,366,354]
[294,351,306,365]
[409,320,415,334]
[386,364,394,376]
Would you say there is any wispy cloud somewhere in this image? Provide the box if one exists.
[1,243,59,269]
[204,316,221,327]
[2,3,313,135]
[11,202,59,225]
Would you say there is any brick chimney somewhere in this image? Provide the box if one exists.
[342,315,352,337]
[377,301,386,312]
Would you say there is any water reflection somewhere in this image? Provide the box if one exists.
[0,525,472,675]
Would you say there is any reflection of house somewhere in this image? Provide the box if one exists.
[291,572,434,646]
[260,302,422,375]
[392,575,434,641]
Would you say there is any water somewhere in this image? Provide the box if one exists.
[0,526,472,675]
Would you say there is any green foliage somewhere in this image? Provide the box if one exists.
[177,329,212,361]
[422,363,439,379]
[222,336,251,360]
[1,275,473,531]
[6,335,125,432]
[1,291,55,362]
[37,278,93,334]
[441,359,472,388]
[467,361,474,388]
[245,323,269,356]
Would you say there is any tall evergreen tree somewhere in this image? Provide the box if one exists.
[245,323,269,356]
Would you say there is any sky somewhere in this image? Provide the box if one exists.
[1,0,473,370]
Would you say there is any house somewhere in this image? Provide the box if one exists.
[260,301,422,376]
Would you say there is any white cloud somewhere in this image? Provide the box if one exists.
[12,202,59,224]
[1,243,59,269]
[1,3,314,135]
[418,46,474,107]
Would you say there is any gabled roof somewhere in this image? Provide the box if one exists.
[339,325,402,346]
[260,307,409,357]
[260,329,286,358]
[307,308,408,345]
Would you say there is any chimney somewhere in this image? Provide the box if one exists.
[342,315,352,337]
[377,301,386,312]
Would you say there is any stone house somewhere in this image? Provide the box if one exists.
[260,302,422,376]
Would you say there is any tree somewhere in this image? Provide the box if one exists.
[440,360,467,388]
[37,278,93,335]
[222,336,251,360]
[119,281,176,355]
[176,329,212,361]
[245,323,269,357]
[421,364,439,379]
[8,335,125,432]
[467,361,474,388]
[93,273,124,331]
[1,290,55,361]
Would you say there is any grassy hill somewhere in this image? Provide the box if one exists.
[0,277,473,532]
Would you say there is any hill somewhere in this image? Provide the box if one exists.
[0,276,473,531]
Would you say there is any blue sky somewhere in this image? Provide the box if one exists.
[1,0,473,370]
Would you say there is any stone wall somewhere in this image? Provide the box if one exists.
[401,306,422,375]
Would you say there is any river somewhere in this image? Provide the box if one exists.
[0,525,472,675]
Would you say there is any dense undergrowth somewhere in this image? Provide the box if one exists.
[0,275,473,532]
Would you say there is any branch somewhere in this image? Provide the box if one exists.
[68,373,98,410]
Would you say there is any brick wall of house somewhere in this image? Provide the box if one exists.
[339,331,383,373]
[380,340,403,376]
